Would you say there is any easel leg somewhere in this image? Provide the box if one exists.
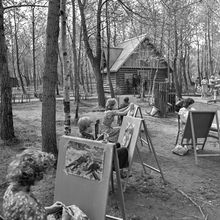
[147,136,166,183]
[139,133,153,152]
[111,169,114,193]
[113,146,126,220]
[136,145,147,174]
[190,113,198,165]
[142,120,166,183]
[138,133,144,148]
[175,131,180,145]
[175,115,181,145]
[215,112,220,149]
[122,168,130,193]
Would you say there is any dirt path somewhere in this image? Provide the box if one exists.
[1,98,220,219]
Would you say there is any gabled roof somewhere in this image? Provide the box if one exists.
[102,47,123,69]
[103,34,148,72]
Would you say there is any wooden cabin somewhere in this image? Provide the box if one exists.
[101,34,172,95]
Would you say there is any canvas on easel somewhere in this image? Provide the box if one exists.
[127,103,139,117]
[127,103,144,130]
[126,105,165,183]
[54,136,126,220]
[117,116,165,191]
[179,110,220,165]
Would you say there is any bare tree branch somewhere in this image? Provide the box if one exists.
[4,4,47,11]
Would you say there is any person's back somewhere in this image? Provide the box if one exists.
[118,97,130,125]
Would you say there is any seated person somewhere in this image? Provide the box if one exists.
[100,98,132,143]
[78,117,129,173]
[175,98,194,113]
[3,149,63,220]
[178,98,195,124]
[78,116,95,140]
[178,98,195,140]
[178,100,198,150]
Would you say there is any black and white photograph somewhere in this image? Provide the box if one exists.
[1,0,220,219]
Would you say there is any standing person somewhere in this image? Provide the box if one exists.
[125,79,130,94]
[3,149,63,220]
[201,76,208,98]
[132,75,137,96]
[100,98,131,143]
[143,80,147,97]
[194,76,200,94]
[209,75,216,94]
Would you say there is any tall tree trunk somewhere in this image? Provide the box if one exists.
[13,9,26,94]
[173,12,181,99]
[78,0,105,108]
[182,52,188,91]
[80,50,88,96]
[87,58,93,93]
[106,0,115,98]
[180,26,188,92]
[61,0,71,135]
[0,0,15,140]
[32,7,37,93]
[77,27,82,97]
[186,44,193,85]
[41,0,60,155]
[167,25,171,84]
[113,20,117,47]
[71,0,79,122]
[197,35,202,80]
[85,58,90,93]
[150,60,159,104]
[8,16,17,79]
[58,46,64,87]
[204,32,208,79]
[207,10,213,76]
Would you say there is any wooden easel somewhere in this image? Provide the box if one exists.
[127,104,165,183]
[54,136,127,220]
[116,115,165,192]
[178,111,220,165]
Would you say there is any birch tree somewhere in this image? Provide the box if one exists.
[71,0,80,122]
[61,0,71,134]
